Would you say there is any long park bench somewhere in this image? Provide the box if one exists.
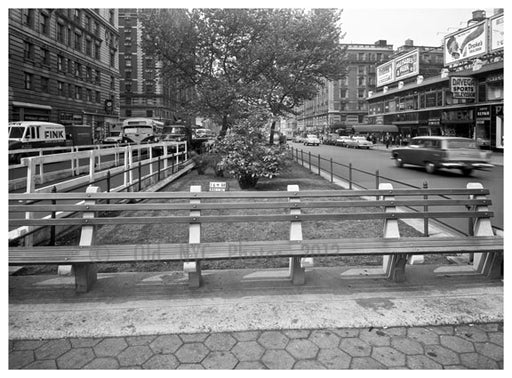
[9,183,503,293]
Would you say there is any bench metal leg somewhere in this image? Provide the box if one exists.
[184,261,202,288]
[73,263,97,293]
[386,254,407,282]
[290,257,305,285]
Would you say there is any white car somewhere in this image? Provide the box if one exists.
[335,136,352,147]
[345,136,373,149]
[304,134,320,146]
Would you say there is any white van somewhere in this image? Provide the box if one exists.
[8,121,68,150]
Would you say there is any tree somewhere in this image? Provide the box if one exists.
[140,9,347,137]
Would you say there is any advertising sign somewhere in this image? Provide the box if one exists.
[376,61,394,87]
[450,77,476,99]
[394,50,419,81]
[490,14,504,51]
[444,21,487,65]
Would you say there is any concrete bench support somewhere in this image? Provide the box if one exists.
[186,185,202,288]
[73,185,99,293]
[468,183,503,278]
[288,185,312,285]
[380,183,406,282]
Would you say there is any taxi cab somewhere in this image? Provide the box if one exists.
[391,136,493,176]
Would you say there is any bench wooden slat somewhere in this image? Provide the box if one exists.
[9,198,493,213]
[9,236,503,265]
[9,210,495,227]
[9,187,491,201]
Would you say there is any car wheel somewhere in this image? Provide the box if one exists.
[425,162,436,174]
[395,157,403,167]
[461,167,473,176]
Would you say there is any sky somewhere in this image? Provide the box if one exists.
[339,8,498,49]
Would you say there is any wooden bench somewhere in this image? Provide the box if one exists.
[9,183,503,293]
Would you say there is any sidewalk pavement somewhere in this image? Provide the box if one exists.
[9,265,503,369]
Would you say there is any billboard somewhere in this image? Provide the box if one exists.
[376,60,394,87]
[444,21,487,65]
[450,77,476,99]
[394,50,419,81]
[490,14,504,51]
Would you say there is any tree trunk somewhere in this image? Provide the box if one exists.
[269,120,276,145]
[219,114,229,138]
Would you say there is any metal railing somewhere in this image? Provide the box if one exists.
[288,145,501,237]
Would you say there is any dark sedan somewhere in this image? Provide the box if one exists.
[391,136,493,176]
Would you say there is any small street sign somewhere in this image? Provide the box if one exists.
[209,182,228,192]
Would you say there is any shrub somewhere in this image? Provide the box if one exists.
[215,123,289,188]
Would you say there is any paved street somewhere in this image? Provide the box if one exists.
[9,323,504,369]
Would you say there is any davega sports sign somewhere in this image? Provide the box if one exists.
[450,77,476,99]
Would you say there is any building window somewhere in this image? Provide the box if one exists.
[125,83,132,92]
[146,110,153,117]
[126,109,132,117]
[86,88,92,102]
[68,59,73,74]
[68,83,73,98]
[358,89,365,98]
[110,50,116,67]
[358,76,365,86]
[109,9,115,25]
[340,89,347,98]
[67,26,72,46]
[41,76,49,93]
[358,53,365,61]
[86,67,92,82]
[95,91,101,103]
[145,83,154,94]
[85,15,91,31]
[24,72,33,90]
[125,56,132,67]
[86,38,92,56]
[74,31,82,51]
[41,48,50,66]
[74,9,81,24]
[40,12,49,34]
[57,22,65,43]
[94,22,100,36]
[74,62,82,78]
[110,76,115,90]
[24,41,34,60]
[95,42,101,60]
[75,85,82,100]
[58,81,65,96]
[57,55,64,72]
[23,9,35,28]
[95,70,101,84]
[125,70,132,80]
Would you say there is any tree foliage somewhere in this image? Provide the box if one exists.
[140,9,347,134]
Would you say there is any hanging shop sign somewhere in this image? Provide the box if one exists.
[450,77,476,99]
[444,21,487,65]
[394,49,419,81]
[490,14,504,52]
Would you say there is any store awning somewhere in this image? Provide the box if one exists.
[351,124,399,133]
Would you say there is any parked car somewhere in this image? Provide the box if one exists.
[304,134,320,146]
[335,136,352,147]
[293,135,303,143]
[391,136,493,176]
[323,133,338,145]
[344,136,373,149]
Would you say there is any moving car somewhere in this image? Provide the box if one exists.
[391,136,493,176]
[344,136,373,149]
[304,134,320,146]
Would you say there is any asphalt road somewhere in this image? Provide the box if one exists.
[290,142,504,232]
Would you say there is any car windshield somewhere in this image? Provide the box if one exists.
[123,126,152,134]
[9,127,25,138]
[446,139,477,149]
